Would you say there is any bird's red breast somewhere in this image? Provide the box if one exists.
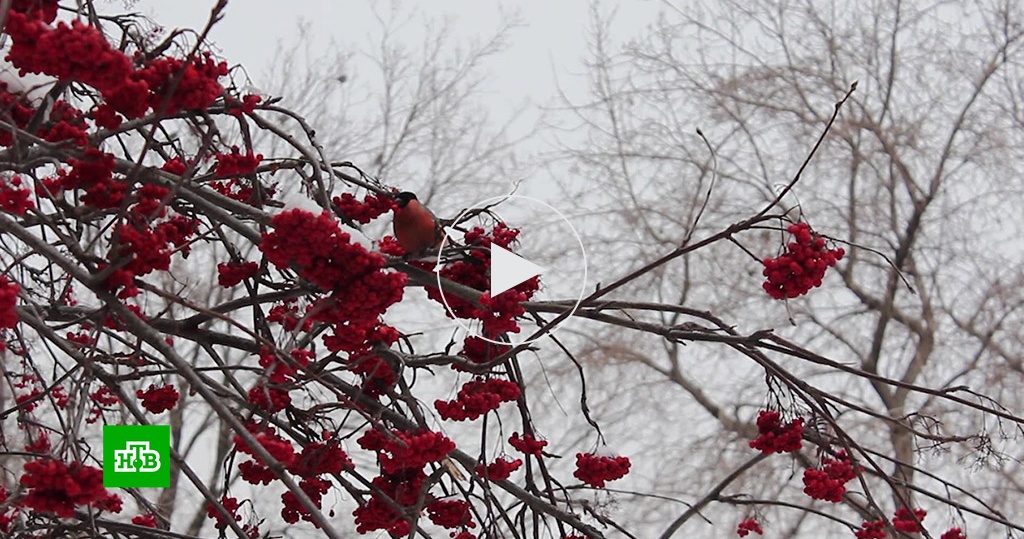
[393,197,441,253]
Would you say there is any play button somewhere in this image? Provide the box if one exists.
[433,194,587,346]
[490,244,544,297]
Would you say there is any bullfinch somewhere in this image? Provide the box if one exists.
[392,191,442,254]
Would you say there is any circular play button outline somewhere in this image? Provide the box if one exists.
[434,194,588,346]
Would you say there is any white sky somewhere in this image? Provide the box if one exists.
[141,0,660,126]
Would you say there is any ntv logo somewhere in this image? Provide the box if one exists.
[113,441,161,473]
[103,425,170,487]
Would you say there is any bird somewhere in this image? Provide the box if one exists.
[392,191,443,254]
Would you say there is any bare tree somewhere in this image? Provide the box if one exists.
[555,0,1024,536]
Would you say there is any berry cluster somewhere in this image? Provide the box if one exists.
[748,410,804,454]
[475,457,522,482]
[217,261,259,287]
[434,377,522,421]
[354,428,457,535]
[802,450,857,502]
[0,81,89,145]
[892,507,927,533]
[209,177,276,205]
[457,336,510,370]
[226,94,263,117]
[105,215,198,297]
[855,519,886,539]
[214,147,263,178]
[260,209,404,295]
[508,432,547,457]
[427,499,475,529]
[205,496,241,531]
[259,209,407,387]
[6,8,228,122]
[280,478,331,525]
[20,459,120,517]
[131,513,159,528]
[136,383,179,414]
[762,222,844,299]
[0,176,34,215]
[54,149,123,209]
[855,508,931,539]
[358,428,456,475]
[246,348,310,413]
[573,452,631,488]
[736,518,763,537]
[333,192,397,224]
[0,276,19,330]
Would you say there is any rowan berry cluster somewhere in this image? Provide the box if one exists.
[217,261,259,287]
[259,209,407,390]
[509,432,547,457]
[333,192,398,224]
[434,377,522,421]
[573,452,631,488]
[136,383,179,414]
[854,507,935,538]
[354,429,456,535]
[762,222,844,299]
[892,507,927,533]
[19,459,120,518]
[748,410,804,454]
[802,450,857,502]
[736,518,763,537]
[226,94,263,116]
[0,176,34,214]
[131,513,159,528]
[205,496,241,530]
[281,478,331,525]
[457,336,510,370]
[855,519,886,539]
[0,276,18,330]
[214,147,263,178]
[427,499,475,529]
[475,457,522,481]
[6,6,228,122]
[247,348,309,413]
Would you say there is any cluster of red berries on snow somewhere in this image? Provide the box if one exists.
[762,222,844,299]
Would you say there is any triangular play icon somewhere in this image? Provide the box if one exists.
[490,245,544,297]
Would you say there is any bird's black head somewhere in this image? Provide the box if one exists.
[394,191,418,208]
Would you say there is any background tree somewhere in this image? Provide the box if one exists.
[555,0,1024,536]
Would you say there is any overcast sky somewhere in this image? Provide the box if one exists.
[142,0,660,131]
